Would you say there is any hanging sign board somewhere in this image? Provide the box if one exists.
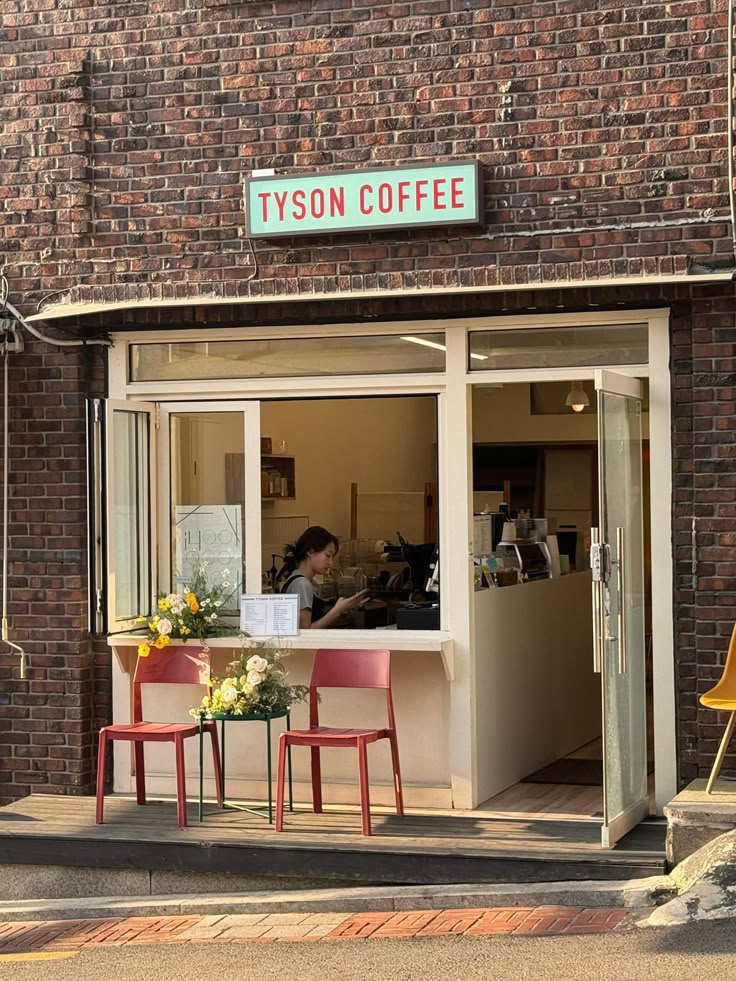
[246,161,482,239]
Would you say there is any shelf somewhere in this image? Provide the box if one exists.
[109,630,454,680]
[226,452,297,503]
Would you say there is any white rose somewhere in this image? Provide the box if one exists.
[170,597,185,614]
[246,655,268,673]
[222,686,238,704]
[247,670,263,686]
[157,618,173,635]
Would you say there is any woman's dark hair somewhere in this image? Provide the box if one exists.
[283,526,339,572]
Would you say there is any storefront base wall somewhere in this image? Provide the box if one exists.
[1,281,735,805]
[110,647,452,809]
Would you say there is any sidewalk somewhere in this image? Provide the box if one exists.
[0,906,628,952]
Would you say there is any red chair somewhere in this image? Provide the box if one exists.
[274,648,403,836]
[95,646,223,828]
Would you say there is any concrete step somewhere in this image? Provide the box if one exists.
[0,877,677,923]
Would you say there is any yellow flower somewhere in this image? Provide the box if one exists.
[158,598,171,612]
[135,616,147,623]
[186,592,199,613]
[137,643,151,658]
[154,634,170,650]
[181,626,191,635]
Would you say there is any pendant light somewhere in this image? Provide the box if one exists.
[565,381,590,413]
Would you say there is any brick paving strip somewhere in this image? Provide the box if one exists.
[0,907,628,951]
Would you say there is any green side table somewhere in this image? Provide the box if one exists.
[198,710,293,824]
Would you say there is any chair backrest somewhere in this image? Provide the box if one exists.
[309,649,395,731]
[310,649,390,689]
[716,623,736,693]
[133,646,212,723]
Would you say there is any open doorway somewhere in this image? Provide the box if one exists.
[471,379,653,824]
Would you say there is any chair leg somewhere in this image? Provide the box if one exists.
[134,742,146,805]
[706,711,736,794]
[388,733,404,817]
[357,738,371,836]
[174,735,188,827]
[95,730,107,825]
[311,746,323,813]
[209,724,223,808]
[275,734,288,832]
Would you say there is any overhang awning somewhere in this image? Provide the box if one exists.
[25,271,736,322]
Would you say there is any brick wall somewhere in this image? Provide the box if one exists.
[0,0,735,801]
[0,338,106,806]
[0,0,733,318]
[670,286,736,784]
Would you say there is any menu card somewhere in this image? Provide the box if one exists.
[240,594,299,637]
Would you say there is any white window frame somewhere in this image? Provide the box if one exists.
[157,401,262,602]
[107,307,674,812]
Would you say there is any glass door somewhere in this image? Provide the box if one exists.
[158,402,262,618]
[591,370,648,847]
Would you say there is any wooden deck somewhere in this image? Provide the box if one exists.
[0,794,666,884]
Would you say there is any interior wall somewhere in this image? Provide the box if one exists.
[472,383,650,443]
[260,396,438,540]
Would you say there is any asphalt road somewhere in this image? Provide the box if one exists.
[2,921,736,981]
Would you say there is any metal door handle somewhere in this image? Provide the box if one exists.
[591,527,602,673]
[616,526,626,673]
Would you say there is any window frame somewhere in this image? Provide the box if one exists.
[95,398,157,635]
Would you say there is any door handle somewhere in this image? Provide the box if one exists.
[616,526,627,673]
[591,528,603,674]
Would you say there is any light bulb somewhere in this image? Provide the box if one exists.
[565,381,590,413]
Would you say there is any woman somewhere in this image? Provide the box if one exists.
[281,526,367,629]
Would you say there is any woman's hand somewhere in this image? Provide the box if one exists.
[309,590,370,628]
[333,590,369,615]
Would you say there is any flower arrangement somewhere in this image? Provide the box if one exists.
[137,565,233,658]
[190,640,309,719]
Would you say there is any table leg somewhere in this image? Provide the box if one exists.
[267,716,273,824]
[287,710,293,813]
[220,720,226,807]
[198,718,204,823]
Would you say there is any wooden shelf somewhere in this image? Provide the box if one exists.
[225,452,297,504]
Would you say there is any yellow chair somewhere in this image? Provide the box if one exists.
[700,624,736,794]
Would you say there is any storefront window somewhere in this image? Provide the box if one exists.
[468,324,648,370]
[169,412,245,611]
[130,333,446,382]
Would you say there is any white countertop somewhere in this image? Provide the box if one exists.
[107,630,455,679]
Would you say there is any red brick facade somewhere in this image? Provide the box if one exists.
[1,1,735,802]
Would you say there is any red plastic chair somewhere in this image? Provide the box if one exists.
[274,649,403,836]
[95,646,223,828]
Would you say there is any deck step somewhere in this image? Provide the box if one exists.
[0,794,667,892]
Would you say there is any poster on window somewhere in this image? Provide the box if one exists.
[174,504,243,608]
